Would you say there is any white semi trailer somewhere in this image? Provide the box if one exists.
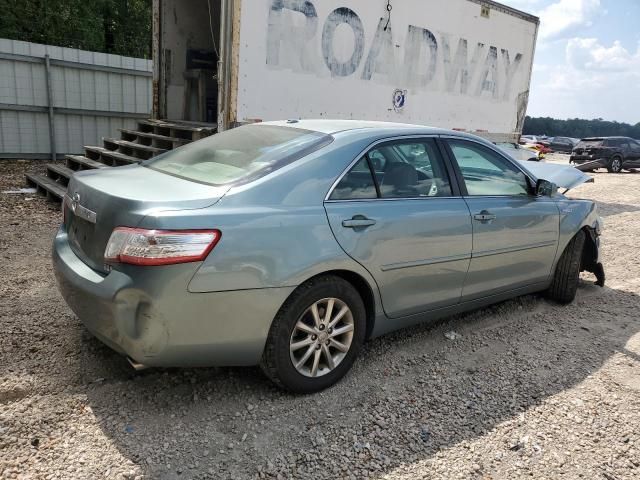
[152,0,538,141]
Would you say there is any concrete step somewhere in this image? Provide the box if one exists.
[103,138,166,160]
[119,128,190,149]
[66,155,110,171]
[46,164,75,186]
[24,118,215,203]
[85,146,140,166]
[138,119,216,141]
[25,173,66,201]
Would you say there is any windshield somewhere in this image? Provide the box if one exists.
[146,125,333,186]
[576,139,604,148]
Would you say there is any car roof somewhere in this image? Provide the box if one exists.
[260,119,452,135]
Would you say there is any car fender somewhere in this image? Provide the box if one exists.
[165,204,380,297]
[551,197,602,277]
[184,204,387,332]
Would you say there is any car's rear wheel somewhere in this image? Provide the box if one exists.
[545,230,586,304]
[607,156,623,173]
[260,275,366,393]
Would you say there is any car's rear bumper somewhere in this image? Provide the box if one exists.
[570,157,608,170]
[53,226,294,367]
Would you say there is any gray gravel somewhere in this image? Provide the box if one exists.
[1,158,639,479]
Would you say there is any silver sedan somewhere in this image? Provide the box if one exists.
[54,120,605,392]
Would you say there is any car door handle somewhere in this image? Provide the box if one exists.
[473,211,497,222]
[342,216,377,228]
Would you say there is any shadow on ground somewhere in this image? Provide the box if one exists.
[593,201,640,218]
[75,281,639,479]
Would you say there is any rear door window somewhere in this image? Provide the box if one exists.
[605,139,624,148]
[374,140,453,198]
[329,138,453,200]
[330,157,378,200]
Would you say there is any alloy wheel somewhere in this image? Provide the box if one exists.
[289,298,355,378]
[611,158,622,173]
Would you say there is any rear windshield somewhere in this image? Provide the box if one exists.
[145,125,333,186]
[576,139,604,148]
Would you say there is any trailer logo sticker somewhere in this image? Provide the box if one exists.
[265,0,525,102]
[392,89,406,111]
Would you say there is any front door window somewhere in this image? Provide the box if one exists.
[448,140,530,196]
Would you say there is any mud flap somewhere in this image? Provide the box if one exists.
[592,263,605,287]
[581,228,605,287]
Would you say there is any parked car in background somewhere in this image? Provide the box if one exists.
[521,135,541,144]
[521,139,552,155]
[496,142,542,161]
[571,137,640,172]
[53,120,604,393]
[548,137,578,153]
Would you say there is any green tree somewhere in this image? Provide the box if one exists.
[0,0,151,58]
[523,116,640,139]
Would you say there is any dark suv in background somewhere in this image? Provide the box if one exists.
[570,137,640,172]
[548,136,578,153]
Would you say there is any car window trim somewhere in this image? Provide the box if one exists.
[324,135,461,202]
[364,154,382,198]
[439,135,537,198]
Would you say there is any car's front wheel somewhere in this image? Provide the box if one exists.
[545,230,586,304]
[261,275,366,393]
[607,156,623,173]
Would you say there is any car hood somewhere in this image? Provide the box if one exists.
[518,161,594,191]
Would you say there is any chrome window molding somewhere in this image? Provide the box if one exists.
[324,196,462,204]
[324,133,544,203]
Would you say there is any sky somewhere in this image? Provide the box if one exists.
[501,0,640,124]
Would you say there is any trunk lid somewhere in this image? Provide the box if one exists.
[64,165,229,272]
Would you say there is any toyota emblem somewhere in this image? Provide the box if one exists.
[71,192,80,213]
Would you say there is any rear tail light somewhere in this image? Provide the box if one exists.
[104,227,221,266]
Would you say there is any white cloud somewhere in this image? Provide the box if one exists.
[567,38,640,71]
[500,1,637,122]
[537,0,602,40]
[527,38,640,122]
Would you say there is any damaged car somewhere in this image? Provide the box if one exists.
[570,136,640,173]
[53,120,605,393]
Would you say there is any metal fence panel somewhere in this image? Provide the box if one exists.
[0,38,152,158]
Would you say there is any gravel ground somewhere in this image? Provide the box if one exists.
[1,157,639,479]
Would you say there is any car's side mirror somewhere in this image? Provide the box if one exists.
[535,179,557,197]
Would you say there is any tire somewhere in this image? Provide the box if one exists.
[546,230,586,304]
[607,156,623,173]
[260,275,366,393]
